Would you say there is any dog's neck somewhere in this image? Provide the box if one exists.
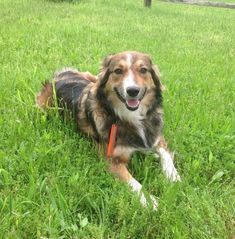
[114,103,145,124]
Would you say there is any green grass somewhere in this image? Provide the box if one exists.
[0,0,234,238]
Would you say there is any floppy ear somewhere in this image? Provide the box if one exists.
[150,64,165,91]
[98,54,113,87]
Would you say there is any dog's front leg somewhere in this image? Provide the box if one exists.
[109,146,158,210]
[154,137,181,182]
[109,160,157,210]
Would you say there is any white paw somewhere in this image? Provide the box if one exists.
[139,192,148,207]
[139,192,158,211]
[165,167,181,182]
[128,178,158,210]
[149,194,158,210]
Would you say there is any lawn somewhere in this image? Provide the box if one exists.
[0,0,234,238]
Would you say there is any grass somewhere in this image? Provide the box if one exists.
[0,0,234,238]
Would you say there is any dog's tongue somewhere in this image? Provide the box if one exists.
[126,99,140,108]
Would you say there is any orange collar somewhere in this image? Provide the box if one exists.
[107,124,118,158]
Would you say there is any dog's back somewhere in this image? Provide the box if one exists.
[54,69,91,115]
[37,68,95,116]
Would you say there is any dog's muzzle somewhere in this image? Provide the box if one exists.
[114,87,146,111]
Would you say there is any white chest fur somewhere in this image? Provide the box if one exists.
[114,104,148,148]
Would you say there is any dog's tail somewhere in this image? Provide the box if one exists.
[36,81,53,108]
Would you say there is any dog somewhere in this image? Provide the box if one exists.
[37,51,181,210]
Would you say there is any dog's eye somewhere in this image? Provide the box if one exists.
[114,68,123,75]
[140,67,148,74]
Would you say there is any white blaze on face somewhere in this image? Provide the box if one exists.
[126,53,132,67]
[122,53,140,109]
[123,53,137,97]
[123,70,136,96]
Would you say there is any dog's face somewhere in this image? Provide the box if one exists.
[98,51,163,117]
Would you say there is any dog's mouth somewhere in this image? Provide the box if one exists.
[125,99,140,111]
[114,88,144,111]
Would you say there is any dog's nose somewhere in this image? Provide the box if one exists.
[126,87,140,97]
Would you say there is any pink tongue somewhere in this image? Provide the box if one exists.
[127,99,140,108]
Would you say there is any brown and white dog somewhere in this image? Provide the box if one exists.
[37,51,181,210]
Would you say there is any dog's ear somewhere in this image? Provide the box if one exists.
[98,54,113,87]
[150,64,165,91]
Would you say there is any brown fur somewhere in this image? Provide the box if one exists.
[36,82,53,108]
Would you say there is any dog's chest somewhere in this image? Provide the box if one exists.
[116,116,162,149]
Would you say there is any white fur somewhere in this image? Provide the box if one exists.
[114,102,143,122]
[123,70,137,96]
[157,148,181,182]
[113,104,148,148]
[153,137,160,148]
[137,124,148,148]
[149,195,158,210]
[128,177,142,192]
[123,53,138,97]
[128,178,158,210]
[126,53,132,67]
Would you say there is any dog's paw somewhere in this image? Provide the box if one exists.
[149,194,158,211]
[139,192,148,207]
[165,167,181,182]
[139,192,158,211]
[128,178,158,210]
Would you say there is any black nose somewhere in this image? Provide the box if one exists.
[126,87,140,97]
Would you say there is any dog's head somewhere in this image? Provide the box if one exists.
[97,51,163,118]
